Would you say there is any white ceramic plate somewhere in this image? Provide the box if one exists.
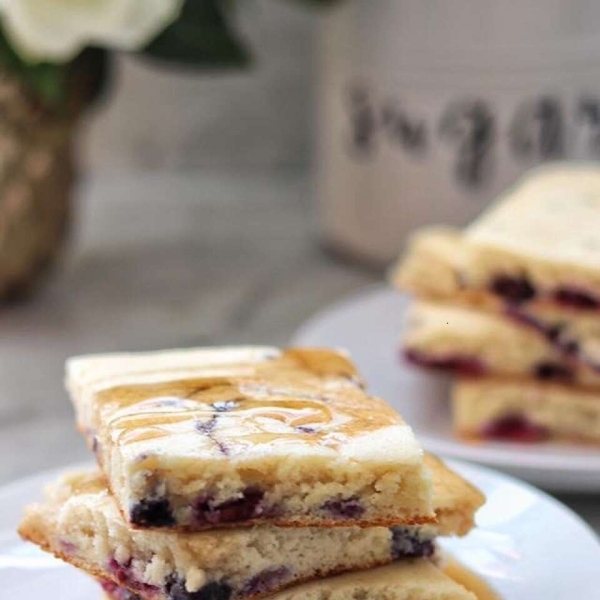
[1,460,599,600]
[293,286,600,492]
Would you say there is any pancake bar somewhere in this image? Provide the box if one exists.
[394,166,600,312]
[453,377,600,444]
[19,457,483,600]
[466,165,600,309]
[392,227,468,303]
[66,346,433,530]
[394,229,600,373]
[404,301,600,387]
[99,560,475,600]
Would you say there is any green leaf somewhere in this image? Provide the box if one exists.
[142,0,250,69]
[77,48,112,108]
[0,26,67,107]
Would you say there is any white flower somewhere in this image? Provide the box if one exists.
[0,0,183,63]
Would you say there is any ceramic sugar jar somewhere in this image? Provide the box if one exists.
[317,0,600,265]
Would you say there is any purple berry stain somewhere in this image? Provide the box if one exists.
[108,559,158,595]
[241,567,291,597]
[554,286,600,310]
[100,579,141,600]
[130,496,175,527]
[194,488,265,525]
[534,362,573,382]
[507,308,581,358]
[482,414,549,442]
[490,275,536,304]
[404,349,485,376]
[391,527,435,559]
[196,416,218,434]
[166,577,232,600]
[211,400,238,412]
[321,496,365,518]
[195,415,229,455]
[295,425,317,434]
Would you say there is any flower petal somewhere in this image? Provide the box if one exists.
[0,0,183,63]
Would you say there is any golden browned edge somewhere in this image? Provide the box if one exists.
[134,514,436,532]
[423,454,485,536]
[18,520,401,600]
[18,526,114,592]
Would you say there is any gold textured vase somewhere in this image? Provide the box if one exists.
[0,77,74,301]
[0,53,103,302]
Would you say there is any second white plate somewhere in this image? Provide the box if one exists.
[293,286,600,492]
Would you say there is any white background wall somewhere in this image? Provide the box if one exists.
[83,0,319,172]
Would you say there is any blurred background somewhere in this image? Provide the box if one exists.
[87,2,316,171]
[0,0,599,534]
[0,0,377,484]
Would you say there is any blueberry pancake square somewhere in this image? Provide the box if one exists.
[394,165,600,313]
[453,377,600,444]
[66,346,435,531]
[403,301,600,388]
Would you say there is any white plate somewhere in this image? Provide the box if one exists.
[293,286,600,492]
[1,461,599,600]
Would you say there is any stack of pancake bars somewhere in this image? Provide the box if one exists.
[392,164,600,444]
[19,346,484,600]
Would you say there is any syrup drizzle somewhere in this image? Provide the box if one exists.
[92,348,401,456]
[443,557,500,600]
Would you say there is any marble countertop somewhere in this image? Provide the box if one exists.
[0,170,597,536]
